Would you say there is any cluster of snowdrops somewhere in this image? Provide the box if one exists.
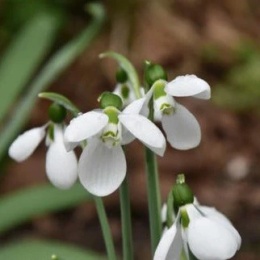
[9,54,241,260]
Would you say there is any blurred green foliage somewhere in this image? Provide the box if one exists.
[0,239,105,260]
[213,42,260,113]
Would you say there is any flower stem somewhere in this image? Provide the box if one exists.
[145,147,162,254]
[94,196,117,260]
[119,176,134,260]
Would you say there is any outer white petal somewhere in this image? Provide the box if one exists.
[154,222,183,260]
[188,217,239,260]
[123,97,146,114]
[8,126,46,162]
[165,75,211,99]
[161,103,201,150]
[119,114,166,156]
[46,126,78,189]
[79,138,126,196]
[199,206,241,249]
[65,111,108,142]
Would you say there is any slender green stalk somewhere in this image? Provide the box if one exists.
[94,196,117,260]
[144,98,162,254]
[145,147,162,254]
[119,176,134,260]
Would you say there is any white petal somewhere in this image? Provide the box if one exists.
[188,217,239,260]
[65,111,108,142]
[123,97,146,114]
[199,206,241,249]
[8,126,46,162]
[121,125,135,145]
[165,75,211,99]
[154,222,183,260]
[46,126,78,189]
[64,140,79,152]
[161,103,201,150]
[119,114,166,156]
[79,138,126,196]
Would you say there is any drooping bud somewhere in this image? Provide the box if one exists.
[172,174,194,211]
[98,92,123,110]
[144,61,167,87]
[116,68,128,83]
[48,103,67,123]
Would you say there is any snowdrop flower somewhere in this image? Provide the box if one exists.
[65,92,166,196]
[154,175,241,260]
[113,67,144,107]
[113,82,136,107]
[131,74,211,150]
[8,104,78,189]
[155,204,241,260]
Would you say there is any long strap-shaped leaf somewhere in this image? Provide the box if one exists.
[0,3,105,161]
[0,12,62,123]
[0,239,105,260]
[0,183,90,233]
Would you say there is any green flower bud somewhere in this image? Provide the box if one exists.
[48,103,66,123]
[172,174,194,210]
[144,61,167,87]
[116,68,128,83]
[98,92,123,110]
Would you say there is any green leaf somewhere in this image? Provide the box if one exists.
[39,92,80,116]
[99,52,141,98]
[0,3,105,162]
[0,12,62,123]
[0,183,91,233]
[0,239,105,260]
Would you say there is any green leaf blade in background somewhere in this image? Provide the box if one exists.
[0,12,62,123]
[0,239,105,260]
[0,183,91,233]
[0,3,105,161]
[99,51,140,98]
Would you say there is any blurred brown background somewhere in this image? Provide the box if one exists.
[0,0,260,259]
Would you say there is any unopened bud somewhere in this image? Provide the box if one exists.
[48,103,66,123]
[144,61,167,87]
[172,174,194,210]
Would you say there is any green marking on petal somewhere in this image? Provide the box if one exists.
[103,107,119,124]
[160,103,174,115]
[121,84,130,99]
[153,80,167,100]
[180,208,190,228]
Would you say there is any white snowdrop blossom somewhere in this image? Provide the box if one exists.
[9,124,78,189]
[113,82,136,107]
[129,75,211,150]
[64,105,166,196]
[113,82,145,108]
[154,203,241,260]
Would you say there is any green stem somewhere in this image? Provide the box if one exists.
[145,147,162,254]
[94,196,117,260]
[119,176,134,260]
